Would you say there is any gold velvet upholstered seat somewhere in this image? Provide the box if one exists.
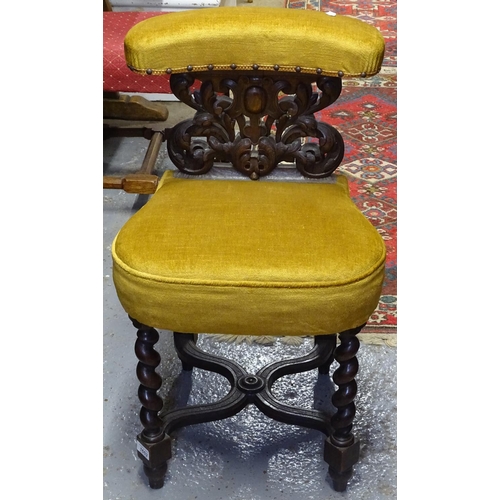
[113,171,385,336]
[110,6,386,494]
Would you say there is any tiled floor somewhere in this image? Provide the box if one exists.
[103,102,397,499]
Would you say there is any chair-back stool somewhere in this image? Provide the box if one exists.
[111,7,386,492]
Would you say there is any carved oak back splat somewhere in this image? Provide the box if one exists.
[167,71,345,180]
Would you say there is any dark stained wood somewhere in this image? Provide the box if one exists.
[131,318,172,489]
[127,325,367,492]
[323,325,363,492]
[167,71,344,180]
[317,334,337,374]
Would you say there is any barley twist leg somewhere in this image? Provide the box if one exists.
[132,318,171,489]
[324,326,362,492]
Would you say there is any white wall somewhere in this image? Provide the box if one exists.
[109,0,227,11]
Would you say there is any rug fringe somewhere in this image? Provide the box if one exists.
[211,333,396,347]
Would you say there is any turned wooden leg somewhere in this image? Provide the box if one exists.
[131,317,172,489]
[324,326,362,492]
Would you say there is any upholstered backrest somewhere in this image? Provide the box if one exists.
[124,7,385,78]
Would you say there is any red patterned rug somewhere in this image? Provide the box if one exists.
[287,0,397,344]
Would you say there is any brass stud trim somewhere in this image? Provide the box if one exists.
[142,65,369,77]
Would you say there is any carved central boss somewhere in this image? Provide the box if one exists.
[167,72,345,180]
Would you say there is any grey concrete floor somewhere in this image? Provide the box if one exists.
[103,101,397,499]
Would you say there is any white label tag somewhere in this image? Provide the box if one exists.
[137,440,150,460]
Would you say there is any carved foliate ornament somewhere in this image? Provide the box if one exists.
[167,72,345,180]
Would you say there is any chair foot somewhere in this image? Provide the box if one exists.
[324,436,360,491]
[136,432,172,489]
[144,465,167,490]
[143,461,168,489]
[329,466,353,492]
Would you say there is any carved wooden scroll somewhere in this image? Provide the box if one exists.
[167,72,345,180]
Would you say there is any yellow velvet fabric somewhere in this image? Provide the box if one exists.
[124,7,385,77]
[112,172,386,336]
